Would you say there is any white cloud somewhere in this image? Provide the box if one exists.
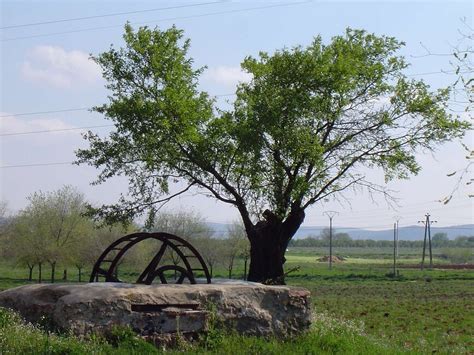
[21,45,101,88]
[0,113,88,172]
[0,113,76,136]
[0,112,126,214]
[204,65,252,87]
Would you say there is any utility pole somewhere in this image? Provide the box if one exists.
[393,222,397,276]
[323,211,339,270]
[394,215,401,258]
[418,213,437,270]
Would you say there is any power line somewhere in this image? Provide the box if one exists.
[1,93,236,119]
[1,97,468,136]
[318,199,451,217]
[1,1,311,42]
[0,107,91,118]
[3,76,466,121]
[0,124,114,137]
[0,162,74,169]
[0,2,222,29]
[406,69,464,77]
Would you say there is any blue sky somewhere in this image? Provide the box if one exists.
[1,0,473,229]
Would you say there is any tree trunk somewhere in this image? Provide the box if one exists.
[243,257,248,280]
[247,231,285,284]
[50,262,56,283]
[27,263,35,281]
[228,256,234,279]
[38,262,42,283]
[77,267,82,282]
[63,269,67,281]
[247,208,304,284]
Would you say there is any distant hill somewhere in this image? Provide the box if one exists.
[294,224,474,241]
[207,222,474,240]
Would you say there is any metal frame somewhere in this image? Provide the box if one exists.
[89,232,211,284]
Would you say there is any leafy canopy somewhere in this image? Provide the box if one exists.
[77,25,469,227]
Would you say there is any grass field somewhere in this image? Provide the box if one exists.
[283,252,474,354]
[0,247,473,353]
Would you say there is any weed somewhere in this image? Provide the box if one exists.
[104,324,157,352]
[199,303,224,350]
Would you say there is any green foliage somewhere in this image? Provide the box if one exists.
[193,323,402,355]
[290,235,474,248]
[0,306,404,355]
[199,303,224,351]
[7,185,92,282]
[0,307,110,354]
[432,232,450,247]
[149,210,212,237]
[105,325,157,352]
[440,247,473,263]
[0,306,22,327]
[104,325,136,346]
[77,25,470,231]
[0,307,158,354]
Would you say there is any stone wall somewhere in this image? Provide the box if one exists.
[0,281,311,339]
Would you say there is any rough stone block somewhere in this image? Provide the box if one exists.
[0,281,311,338]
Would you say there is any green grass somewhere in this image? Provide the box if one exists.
[286,254,448,265]
[283,251,474,354]
[290,278,473,353]
[0,247,473,353]
[0,306,403,354]
[0,308,161,354]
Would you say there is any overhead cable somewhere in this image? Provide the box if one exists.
[0,124,114,137]
[1,1,311,42]
[0,2,222,29]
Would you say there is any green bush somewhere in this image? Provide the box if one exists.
[105,325,157,352]
[440,248,473,263]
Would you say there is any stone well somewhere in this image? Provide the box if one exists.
[0,281,311,339]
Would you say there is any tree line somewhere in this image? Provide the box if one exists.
[289,229,474,248]
[0,186,249,284]
[1,185,471,284]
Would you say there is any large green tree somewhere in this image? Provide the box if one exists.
[77,25,469,283]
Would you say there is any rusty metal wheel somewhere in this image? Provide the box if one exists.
[89,232,211,284]
[152,265,195,284]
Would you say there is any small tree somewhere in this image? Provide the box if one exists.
[195,237,222,278]
[71,241,90,282]
[0,201,13,261]
[224,222,249,279]
[10,210,49,282]
[78,25,469,283]
[150,210,212,279]
[70,223,133,282]
[150,210,211,237]
[432,232,449,247]
[11,186,90,283]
